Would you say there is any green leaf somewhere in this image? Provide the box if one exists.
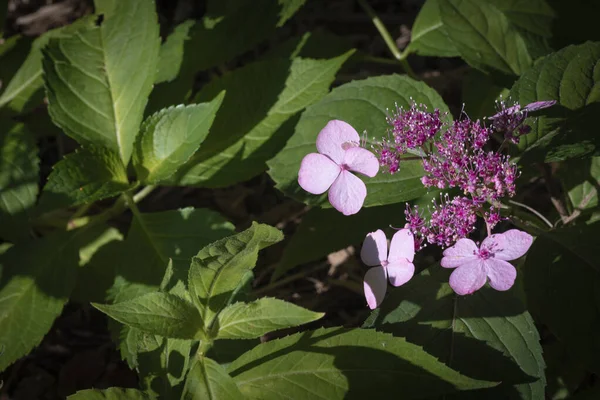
[93,292,202,339]
[146,0,305,113]
[0,231,82,372]
[37,146,131,213]
[133,94,224,183]
[228,327,497,399]
[558,157,600,223]
[462,69,509,120]
[182,357,243,400]
[0,121,38,242]
[510,42,600,154]
[67,387,153,400]
[364,267,546,399]
[108,208,233,364]
[215,297,324,339]
[524,222,600,373]
[407,0,459,57]
[439,0,554,75]
[188,222,283,328]
[43,0,160,164]
[155,20,195,84]
[167,48,354,187]
[136,334,191,399]
[268,74,451,208]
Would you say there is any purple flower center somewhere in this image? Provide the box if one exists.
[478,248,494,260]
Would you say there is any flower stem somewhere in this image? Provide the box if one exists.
[356,0,418,80]
[508,199,553,229]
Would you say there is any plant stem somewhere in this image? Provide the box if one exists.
[540,164,568,225]
[356,0,418,80]
[508,200,553,229]
[254,262,330,296]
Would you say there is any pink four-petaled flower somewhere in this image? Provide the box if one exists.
[361,229,415,309]
[441,229,533,295]
[298,120,379,216]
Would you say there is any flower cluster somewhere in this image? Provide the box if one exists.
[488,98,556,144]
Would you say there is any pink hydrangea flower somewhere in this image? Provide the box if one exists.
[440,229,533,295]
[298,120,379,215]
[361,229,415,309]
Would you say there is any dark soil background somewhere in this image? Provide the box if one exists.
[0,1,523,398]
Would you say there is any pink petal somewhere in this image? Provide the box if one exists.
[360,230,388,266]
[484,259,517,292]
[328,170,366,216]
[363,266,387,310]
[387,259,415,287]
[298,153,341,194]
[316,120,360,165]
[343,147,379,177]
[523,100,556,112]
[388,228,415,263]
[440,238,479,269]
[481,230,533,261]
[449,259,487,295]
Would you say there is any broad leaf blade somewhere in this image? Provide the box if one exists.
[439,0,554,75]
[524,222,600,373]
[188,222,283,327]
[38,146,131,213]
[155,20,195,84]
[407,0,459,57]
[43,0,160,164]
[216,297,324,339]
[268,74,451,207]
[0,230,92,371]
[182,357,243,400]
[0,121,38,242]
[133,93,224,183]
[93,292,202,339]
[228,327,497,399]
[168,46,354,187]
[364,268,546,399]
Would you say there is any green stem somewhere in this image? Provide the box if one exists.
[356,0,418,79]
[508,199,553,229]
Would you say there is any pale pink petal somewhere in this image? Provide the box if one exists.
[328,170,366,216]
[343,147,379,177]
[360,230,388,266]
[298,153,341,195]
[386,259,415,287]
[449,259,487,295]
[484,259,517,291]
[523,100,556,112]
[440,238,479,268]
[388,229,415,263]
[316,120,360,165]
[481,230,533,261]
[364,266,387,310]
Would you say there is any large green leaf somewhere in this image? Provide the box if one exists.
[509,42,600,159]
[215,297,324,339]
[407,0,459,57]
[94,292,202,339]
[67,387,153,400]
[181,357,243,400]
[524,222,600,373]
[188,222,283,328]
[43,0,160,164]
[0,121,38,242]
[364,268,546,399]
[268,74,450,208]
[146,0,306,113]
[37,146,131,213]
[439,0,554,75]
[167,48,354,187]
[133,93,224,184]
[155,20,195,85]
[228,327,497,399]
[0,229,95,371]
